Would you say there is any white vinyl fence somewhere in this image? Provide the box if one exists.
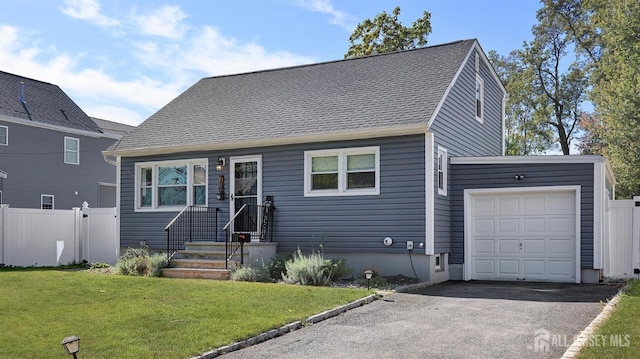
[0,205,118,267]
[604,197,640,278]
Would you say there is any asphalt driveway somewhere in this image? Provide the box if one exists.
[220,281,620,359]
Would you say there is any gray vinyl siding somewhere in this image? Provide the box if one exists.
[429,50,505,254]
[450,162,595,268]
[0,120,118,209]
[120,135,427,254]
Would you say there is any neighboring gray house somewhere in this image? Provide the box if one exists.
[0,71,134,209]
[105,39,615,283]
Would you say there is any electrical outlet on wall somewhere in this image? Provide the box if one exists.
[406,241,414,250]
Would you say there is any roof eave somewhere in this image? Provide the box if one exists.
[104,124,427,157]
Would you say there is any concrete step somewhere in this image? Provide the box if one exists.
[161,267,231,280]
[168,258,236,269]
[183,241,227,252]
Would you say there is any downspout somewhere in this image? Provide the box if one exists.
[19,82,33,121]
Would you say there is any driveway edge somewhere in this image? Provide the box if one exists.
[194,294,379,359]
[561,284,626,358]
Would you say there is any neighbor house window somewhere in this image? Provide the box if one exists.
[41,194,54,210]
[135,159,208,211]
[0,125,7,145]
[437,147,448,196]
[304,146,380,196]
[64,137,79,164]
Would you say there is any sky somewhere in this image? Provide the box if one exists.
[0,0,542,126]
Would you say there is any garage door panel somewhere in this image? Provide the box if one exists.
[523,218,546,233]
[474,218,495,233]
[473,197,496,215]
[546,238,574,256]
[474,260,495,274]
[523,196,545,213]
[522,239,545,255]
[523,260,546,275]
[548,217,574,234]
[498,260,519,275]
[474,239,495,254]
[497,218,519,233]
[498,239,519,254]
[497,197,520,213]
[468,189,578,283]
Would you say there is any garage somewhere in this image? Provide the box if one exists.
[464,186,580,283]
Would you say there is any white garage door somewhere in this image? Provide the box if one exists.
[467,189,578,283]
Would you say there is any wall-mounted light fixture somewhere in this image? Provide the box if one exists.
[216,158,226,171]
[61,335,80,359]
[514,174,525,181]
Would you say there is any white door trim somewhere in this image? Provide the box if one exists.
[229,155,263,237]
[463,185,581,283]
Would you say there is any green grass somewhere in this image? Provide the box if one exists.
[0,268,370,359]
[577,279,640,359]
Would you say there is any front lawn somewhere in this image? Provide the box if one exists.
[0,268,370,359]
[578,279,640,358]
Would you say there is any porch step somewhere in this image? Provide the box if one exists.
[161,267,231,280]
[168,258,236,269]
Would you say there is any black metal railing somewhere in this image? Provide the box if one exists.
[223,201,275,269]
[165,206,219,259]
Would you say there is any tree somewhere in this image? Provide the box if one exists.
[576,113,605,155]
[345,7,431,58]
[523,3,590,155]
[489,50,554,155]
[584,0,640,198]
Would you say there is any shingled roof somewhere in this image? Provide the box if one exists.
[0,71,102,133]
[110,39,478,155]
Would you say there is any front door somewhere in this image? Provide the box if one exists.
[230,156,262,240]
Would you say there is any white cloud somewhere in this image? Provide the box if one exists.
[133,26,314,78]
[133,5,188,39]
[293,0,356,31]
[60,0,120,27]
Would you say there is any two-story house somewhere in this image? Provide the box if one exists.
[104,39,615,283]
[0,71,134,209]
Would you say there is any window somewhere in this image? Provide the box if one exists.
[64,137,79,164]
[135,159,208,211]
[0,125,7,145]
[437,147,448,196]
[475,53,484,123]
[435,253,444,271]
[41,194,54,210]
[304,146,379,196]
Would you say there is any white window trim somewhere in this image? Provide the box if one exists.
[437,146,448,196]
[475,74,484,123]
[64,136,80,165]
[41,194,54,210]
[304,146,380,197]
[134,158,208,212]
[0,125,7,146]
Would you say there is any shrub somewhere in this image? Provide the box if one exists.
[282,249,336,286]
[115,248,167,277]
[230,258,272,283]
[326,258,352,282]
[267,255,290,281]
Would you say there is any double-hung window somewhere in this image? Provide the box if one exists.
[437,147,448,196]
[305,146,379,196]
[135,159,207,211]
[0,125,7,146]
[64,137,79,164]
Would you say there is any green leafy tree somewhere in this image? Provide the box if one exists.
[584,0,640,198]
[489,50,554,155]
[345,6,431,58]
[523,3,590,155]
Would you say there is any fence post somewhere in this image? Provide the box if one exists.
[633,197,640,272]
[0,204,6,264]
[73,207,82,264]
